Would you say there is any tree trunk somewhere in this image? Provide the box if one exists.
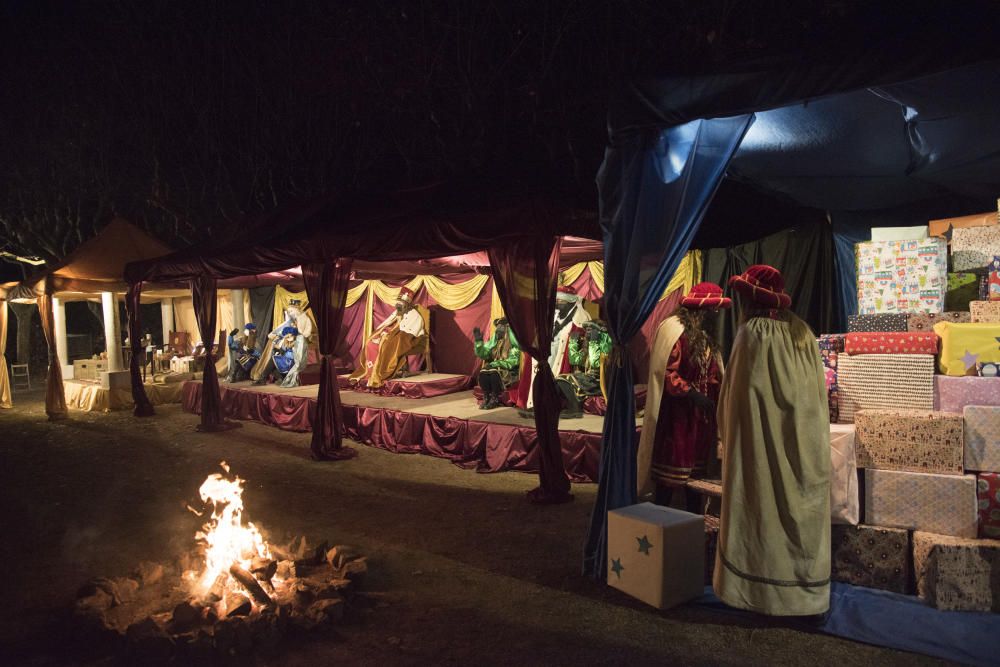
[9,302,35,365]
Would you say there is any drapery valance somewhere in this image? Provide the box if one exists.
[559,250,702,301]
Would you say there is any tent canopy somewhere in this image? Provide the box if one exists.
[127,184,597,285]
[3,218,174,300]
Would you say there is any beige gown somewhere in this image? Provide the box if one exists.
[713,316,831,616]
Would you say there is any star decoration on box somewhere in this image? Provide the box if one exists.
[636,535,653,555]
[961,349,980,371]
[610,557,624,579]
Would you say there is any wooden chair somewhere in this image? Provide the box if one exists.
[11,363,30,392]
[166,331,191,356]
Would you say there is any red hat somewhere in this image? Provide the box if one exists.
[728,264,791,309]
[397,286,416,303]
[556,284,579,301]
[556,285,577,294]
[681,282,732,310]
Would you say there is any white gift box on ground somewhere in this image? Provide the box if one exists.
[607,503,704,610]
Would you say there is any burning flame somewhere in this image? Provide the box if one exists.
[191,461,271,598]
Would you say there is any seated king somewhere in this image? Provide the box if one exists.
[253,298,313,387]
[348,286,427,389]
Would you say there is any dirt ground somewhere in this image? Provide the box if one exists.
[0,391,942,666]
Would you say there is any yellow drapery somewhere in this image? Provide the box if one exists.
[558,250,703,301]
[0,296,11,408]
[273,286,319,335]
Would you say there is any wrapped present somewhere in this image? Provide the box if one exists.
[830,424,859,525]
[970,300,1000,323]
[928,211,996,238]
[934,376,1000,413]
[847,313,909,332]
[817,338,842,423]
[607,503,704,609]
[854,409,963,475]
[831,524,910,593]
[844,332,938,355]
[865,469,978,538]
[946,272,981,311]
[989,257,1000,300]
[979,361,1000,377]
[977,473,1000,539]
[980,274,990,300]
[933,321,1000,376]
[952,225,1000,272]
[836,354,935,423]
[855,238,946,314]
[907,311,971,331]
[912,531,1000,611]
[704,515,719,585]
[964,406,1000,472]
[871,226,928,241]
[817,334,846,352]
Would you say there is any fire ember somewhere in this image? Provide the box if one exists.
[71,462,370,661]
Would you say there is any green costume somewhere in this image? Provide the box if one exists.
[475,324,520,409]
[713,316,831,616]
[556,322,612,417]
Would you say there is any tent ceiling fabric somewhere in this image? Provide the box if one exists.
[730,60,1000,211]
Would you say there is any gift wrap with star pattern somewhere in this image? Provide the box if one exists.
[855,238,946,315]
[951,225,1000,272]
[865,469,978,538]
[913,530,1000,612]
[835,354,935,424]
[854,409,964,475]
[606,503,704,609]
[932,321,1000,376]
[831,524,910,594]
[847,313,909,332]
[964,406,1000,472]
[977,473,1000,539]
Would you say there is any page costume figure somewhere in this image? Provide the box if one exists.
[640,283,729,508]
[516,285,591,414]
[348,286,427,389]
[474,317,521,409]
[225,323,259,383]
[714,265,830,617]
[554,320,612,418]
[254,299,313,388]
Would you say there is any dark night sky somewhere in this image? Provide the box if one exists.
[1,1,994,263]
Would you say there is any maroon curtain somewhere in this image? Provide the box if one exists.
[302,259,356,460]
[126,283,154,416]
[488,236,572,504]
[37,293,67,420]
[192,274,226,431]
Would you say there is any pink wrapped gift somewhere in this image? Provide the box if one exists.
[934,376,1000,413]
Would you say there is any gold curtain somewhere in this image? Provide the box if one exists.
[559,250,703,302]
[420,274,490,310]
[273,286,319,335]
[489,279,505,336]
[345,281,370,308]
[0,297,10,408]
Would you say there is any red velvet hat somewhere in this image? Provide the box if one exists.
[681,282,732,310]
[397,286,416,303]
[729,264,792,309]
[556,284,579,301]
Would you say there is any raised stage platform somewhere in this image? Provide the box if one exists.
[181,380,640,482]
[337,372,474,399]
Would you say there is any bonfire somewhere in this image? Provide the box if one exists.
[72,462,370,660]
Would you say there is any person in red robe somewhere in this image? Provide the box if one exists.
[650,282,731,511]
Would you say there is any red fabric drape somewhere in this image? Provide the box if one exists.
[302,259,356,460]
[488,236,572,504]
[37,293,67,420]
[192,275,226,431]
[126,283,154,416]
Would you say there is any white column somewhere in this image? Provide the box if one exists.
[160,298,175,347]
[230,289,247,331]
[101,291,123,372]
[53,297,69,374]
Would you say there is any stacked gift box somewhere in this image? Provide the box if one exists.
[814,215,1000,609]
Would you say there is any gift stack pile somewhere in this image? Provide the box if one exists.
[820,212,1000,611]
